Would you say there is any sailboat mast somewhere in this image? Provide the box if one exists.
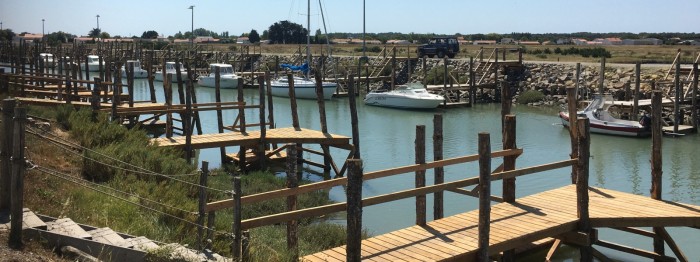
[306,0,311,78]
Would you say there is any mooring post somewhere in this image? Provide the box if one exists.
[287,73,300,129]
[186,63,202,135]
[576,117,592,262]
[213,66,226,164]
[494,48,499,93]
[633,62,641,121]
[197,161,209,252]
[84,55,91,89]
[501,115,517,262]
[91,77,101,121]
[692,63,698,131]
[184,71,193,165]
[469,57,476,106]
[650,89,665,260]
[346,159,363,262]
[567,87,579,184]
[433,114,444,220]
[175,59,185,105]
[165,73,174,138]
[314,67,331,174]
[98,56,104,82]
[348,73,361,159]
[9,106,26,249]
[674,62,681,133]
[598,56,606,95]
[148,51,157,103]
[391,47,396,90]
[231,176,242,261]
[415,125,426,226]
[128,61,135,108]
[501,81,511,132]
[236,70,248,172]
[258,76,267,169]
[477,132,491,262]
[284,144,299,254]
[111,74,119,123]
[0,99,16,212]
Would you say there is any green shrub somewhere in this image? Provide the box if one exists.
[518,90,545,104]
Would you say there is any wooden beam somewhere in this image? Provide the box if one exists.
[545,239,562,262]
[611,227,656,238]
[657,227,689,262]
[594,240,676,262]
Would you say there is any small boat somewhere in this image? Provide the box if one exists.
[154,62,189,82]
[559,94,651,137]
[270,65,336,100]
[38,53,55,67]
[364,82,445,109]
[81,55,101,72]
[121,60,149,79]
[197,63,240,89]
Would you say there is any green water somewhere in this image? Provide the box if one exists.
[131,79,699,261]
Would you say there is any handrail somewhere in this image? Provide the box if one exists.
[239,157,577,229]
[204,148,523,212]
[476,49,496,85]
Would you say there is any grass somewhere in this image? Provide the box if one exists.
[20,104,361,261]
[517,90,546,104]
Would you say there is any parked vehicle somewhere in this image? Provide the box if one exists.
[416,37,460,58]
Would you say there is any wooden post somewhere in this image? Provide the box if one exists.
[346,159,363,262]
[165,73,174,138]
[0,99,15,211]
[692,63,698,130]
[85,56,91,89]
[287,73,300,129]
[501,81,511,132]
[8,107,26,249]
[433,114,444,220]
[633,62,641,121]
[575,62,581,100]
[674,62,681,133]
[237,70,248,172]
[494,48,499,94]
[443,57,448,103]
[285,145,298,254]
[470,57,475,106]
[175,59,185,105]
[477,132,491,262]
[187,63,202,135]
[231,176,242,261]
[576,117,592,262]
[258,76,267,168]
[567,87,579,184]
[91,78,101,121]
[184,70,193,164]
[314,67,331,174]
[206,211,215,250]
[265,72,275,131]
[348,73,361,159]
[650,89,665,260]
[598,57,606,95]
[98,56,104,82]
[127,61,135,108]
[391,47,396,90]
[415,125,426,226]
[197,161,209,252]
[148,51,156,103]
[214,66,226,164]
[502,115,517,202]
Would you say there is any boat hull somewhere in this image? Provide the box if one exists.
[364,92,443,109]
[198,76,240,89]
[270,84,336,100]
[559,112,649,137]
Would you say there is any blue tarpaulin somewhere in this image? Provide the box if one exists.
[280,63,309,73]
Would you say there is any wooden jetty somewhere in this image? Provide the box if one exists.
[302,185,700,261]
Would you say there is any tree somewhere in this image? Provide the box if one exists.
[249,29,260,43]
[0,29,15,42]
[141,30,159,39]
[46,31,73,46]
[173,31,184,39]
[89,28,101,38]
[99,32,110,39]
[262,30,269,40]
[267,20,307,44]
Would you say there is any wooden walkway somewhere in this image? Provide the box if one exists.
[151,127,351,150]
[303,185,700,261]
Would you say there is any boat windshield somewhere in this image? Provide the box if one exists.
[88,56,99,63]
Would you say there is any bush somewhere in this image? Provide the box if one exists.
[517,90,545,104]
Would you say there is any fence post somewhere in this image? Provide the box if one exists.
[346,159,364,262]
[477,132,491,262]
[9,106,27,249]
[650,89,665,260]
[433,115,444,220]
[0,99,16,212]
[231,176,242,261]
[348,73,361,159]
[197,161,209,252]
[415,125,426,226]
[576,117,592,262]
[567,87,579,184]
[258,76,267,169]
[285,145,299,255]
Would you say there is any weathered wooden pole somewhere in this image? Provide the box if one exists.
[265,71,275,131]
[633,62,641,121]
[287,73,300,130]
[502,115,517,202]
[258,76,267,169]
[391,47,396,90]
[9,106,26,249]
[348,73,361,159]
[415,125,426,226]
[501,81,511,132]
[197,161,209,251]
[433,114,444,220]
[148,51,157,103]
[84,56,91,89]
[212,67,226,164]
[314,68,331,174]
[692,63,698,131]
[127,61,135,108]
[0,99,15,212]
[91,77,102,121]
[494,48,499,94]
[346,159,363,262]
[186,63,202,135]
[285,145,299,254]
[469,57,476,106]
[165,73,174,138]
[567,87,579,184]
[231,176,242,261]
[598,56,606,95]
[674,61,681,133]
[175,59,185,105]
[576,117,592,262]
[184,69,193,164]
[477,132,491,262]
[650,89,665,260]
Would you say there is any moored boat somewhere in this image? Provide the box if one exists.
[39,53,55,67]
[197,63,240,89]
[81,55,101,72]
[559,94,650,137]
[154,62,189,82]
[270,74,336,100]
[364,82,445,109]
[121,60,149,79]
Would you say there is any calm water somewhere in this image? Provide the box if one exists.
[129,79,699,261]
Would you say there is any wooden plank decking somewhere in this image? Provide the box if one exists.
[303,185,700,261]
[151,127,351,150]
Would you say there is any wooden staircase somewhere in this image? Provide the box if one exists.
[1,208,228,262]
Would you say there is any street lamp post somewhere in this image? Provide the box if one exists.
[188,5,194,48]
[41,19,45,41]
[96,15,100,30]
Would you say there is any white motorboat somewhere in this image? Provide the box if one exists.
[559,94,650,137]
[121,60,149,79]
[81,55,101,72]
[197,63,240,89]
[154,62,189,82]
[270,74,336,100]
[364,83,445,109]
[38,53,55,67]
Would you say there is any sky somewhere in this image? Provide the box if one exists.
[1,0,698,38]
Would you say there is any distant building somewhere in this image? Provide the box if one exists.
[103,38,134,43]
[556,38,572,45]
[500,38,516,44]
[73,36,97,43]
[594,38,622,45]
[386,39,411,45]
[572,38,588,45]
[622,38,662,45]
[473,40,497,45]
[518,41,541,45]
[457,36,471,45]
[14,33,43,43]
[236,36,249,44]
